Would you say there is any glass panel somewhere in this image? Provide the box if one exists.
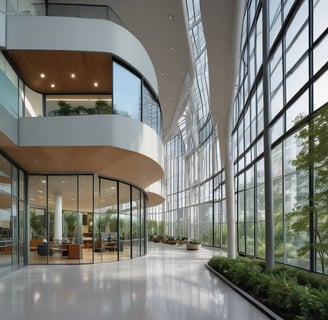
[113,62,141,120]
[248,27,256,87]
[95,179,118,263]
[0,53,18,118]
[140,194,145,256]
[313,71,328,111]
[256,81,264,134]
[11,168,18,268]
[19,170,25,267]
[0,1,5,12]
[313,0,328,41]
[199,203,212,246]
[284,132,309,269]
[238,191,245,253]
[119,182,131,260]
[286,90,308,130]
[286,56,308,103]
[0,156,12,275]
[269,0,282,47]
[142,84,161,136]
[132,187,140,258]
[24,86,43,117]
[313,34,328,75]
[272,144,284,262]
[80,175,93,264]
[269,44,283,120]
[285,0,308,72]
[29,176,47,265]
[256,158,265,258]
[48,176,80,264]
[271,115,284,143]
[245,166,255,255]
[256,9,263,76]
[46,95,112,116]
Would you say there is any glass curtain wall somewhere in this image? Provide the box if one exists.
[148,0,223,246]
[29,174,146,265]
[0,154,25,277]
[233,0,328,273]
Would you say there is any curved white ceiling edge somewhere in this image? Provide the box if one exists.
[5,15,158,94]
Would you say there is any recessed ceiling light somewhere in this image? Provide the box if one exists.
[93,82,98,87]
[51,84,55,88]
[70,73,76,78]
[40,73,45,78]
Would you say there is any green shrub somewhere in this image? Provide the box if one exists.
[208,256,328,320]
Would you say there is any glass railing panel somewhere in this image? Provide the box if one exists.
[0,1,5,13]
[24,86,42,117]
[32,3,123,26]
[0,53,18,118]
[46,95,112,116]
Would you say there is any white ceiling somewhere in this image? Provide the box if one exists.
[48,0,244,165]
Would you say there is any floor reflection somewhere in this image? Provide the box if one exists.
[0,242,270,320]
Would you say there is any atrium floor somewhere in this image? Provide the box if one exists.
[0,242,270,320]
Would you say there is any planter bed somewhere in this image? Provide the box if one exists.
[205,263,283,320]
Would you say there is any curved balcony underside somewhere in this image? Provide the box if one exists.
[2,144,162,192]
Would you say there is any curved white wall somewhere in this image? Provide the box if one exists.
[19,115,163,167]
[6,15,158,94]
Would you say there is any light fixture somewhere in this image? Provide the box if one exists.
[51,83,55,88]
[70,73,76,78]
[93,82,98,87]
[168,14,174,20]
[40,73,45,78]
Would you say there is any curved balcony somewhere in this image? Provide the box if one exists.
[13,114,163,190]
[1,14,164,196]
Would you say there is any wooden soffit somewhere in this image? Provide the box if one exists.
[5,50,112,94]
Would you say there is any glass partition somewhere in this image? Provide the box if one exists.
[95,179,118,263]
[29,174,146,264]
[119,182,131,260]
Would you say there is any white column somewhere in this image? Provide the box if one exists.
[54,192,62,243]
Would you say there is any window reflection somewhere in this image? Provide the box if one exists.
[113,62,141,120]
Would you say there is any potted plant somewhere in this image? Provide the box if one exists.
[186,239,201,250]
[177,236,188,245]
[167,236,177,245]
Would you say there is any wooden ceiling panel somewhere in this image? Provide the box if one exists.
[5,50,112,94]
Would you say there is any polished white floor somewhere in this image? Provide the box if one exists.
[0,243,269,320]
